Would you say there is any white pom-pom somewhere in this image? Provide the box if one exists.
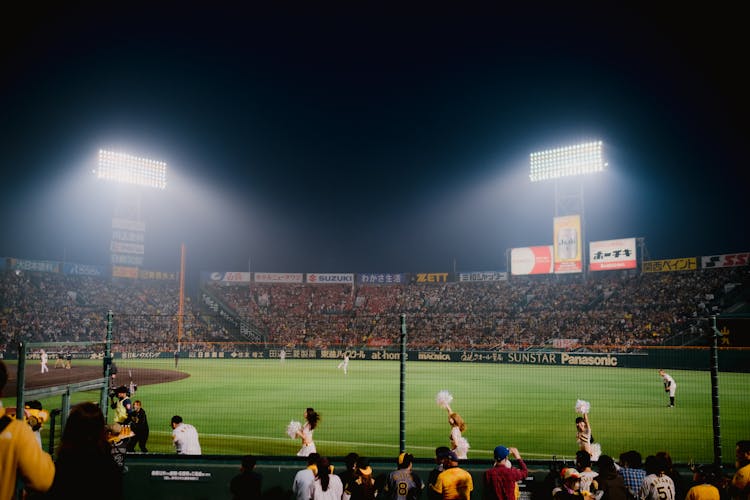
[575,399,591,414]
[436,390,453,409]
[286,420,302,439]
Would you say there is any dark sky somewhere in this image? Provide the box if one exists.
[0,5,747,274]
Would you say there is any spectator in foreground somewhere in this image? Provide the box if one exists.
[596,455,629,500]
[686,464,721,500]
[383,451,424,500]
[310,455,343,499]
[430,449,473,500]
[0,360,55,499]
[639,455,675,500]
[230,454,263,499]
[619,451,646,499]
[47,402,122,499]
[484,445,528,500]
[729,440,750,500]
[293,452,320,500]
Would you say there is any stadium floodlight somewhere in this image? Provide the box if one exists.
[96,149,167,189]
[529,141,606,182]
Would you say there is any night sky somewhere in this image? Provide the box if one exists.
[1,5,746,275]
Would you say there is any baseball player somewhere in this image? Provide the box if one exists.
[659,369,677,407]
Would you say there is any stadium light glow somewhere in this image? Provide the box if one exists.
[529,141,606,182]
[96,149,167,189]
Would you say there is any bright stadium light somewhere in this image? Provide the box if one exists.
[529,141,606,182]
[96,149,167,189]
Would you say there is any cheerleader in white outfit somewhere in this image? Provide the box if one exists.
[291,407,320,457]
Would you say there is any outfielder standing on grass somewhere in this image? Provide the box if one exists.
[659,369,677,407]
[40,349,49,373]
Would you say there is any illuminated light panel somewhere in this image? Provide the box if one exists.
[96,149,167,189]
[529,141,606,182]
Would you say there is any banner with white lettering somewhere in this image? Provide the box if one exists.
[63,262,105,276]
[10,258,60,273]
[511,246,553,275]
[457,271,508,282]
[306,273,354,284]
[254,272,304,283]
[358,273,405,284]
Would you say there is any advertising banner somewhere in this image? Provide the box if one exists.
[510,246,553,275]
[112,265,139,278]
[553,215,582,273]
[642,258,698,273]
[63,262,106,276]
[110,241,145,255]
[206,272,252,283]
[138,270,177,281]
[589,238,637,271]
[111,254,144,266]
[254,272,304,283]
[702,253,750,269]
[306,273,354,284]
[457,271,508,282]
[358,273,406,284]
[10,258,60,273]
[412,272,451,283]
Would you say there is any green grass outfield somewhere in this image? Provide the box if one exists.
[7,358,749,463]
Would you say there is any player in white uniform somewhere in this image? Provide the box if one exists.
[40,349,49,374]
[659,369,677,407]
[337,353,349,374]
[171,415,202,455]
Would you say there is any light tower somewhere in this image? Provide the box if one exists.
[529,141,607,277]
[95,149,184,348]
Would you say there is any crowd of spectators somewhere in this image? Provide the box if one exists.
[206,266,749,350]
[1,265,748,353]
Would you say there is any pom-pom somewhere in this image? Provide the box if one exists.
[575,399,591,414]
[286,420,302,439]
[436,390,453,409]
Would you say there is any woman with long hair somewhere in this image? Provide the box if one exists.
[446,407,469,459]
[47,402,122,499]
[296,407,320,457]
[310,456,343,499]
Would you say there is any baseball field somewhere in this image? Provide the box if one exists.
[6,357,749,464]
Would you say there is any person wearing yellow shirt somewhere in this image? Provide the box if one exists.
[0,360,55,499]
[730,441,750,500]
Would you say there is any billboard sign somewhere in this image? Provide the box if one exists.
[511,246,553,275]
[589,238,637,271]
[701,252,750,269]
[553,215,582,273]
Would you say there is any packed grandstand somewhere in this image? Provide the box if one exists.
[2,253,748,355]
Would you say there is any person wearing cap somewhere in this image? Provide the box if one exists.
[484,445,528,500]
[553,468,585,500]
[351,457,377,499]
[638,455,675,500]
[658,370,677,407]
[428,446,452,500]
[111,386,133,425]
[430,449,473,499]
[685,464,721,500]
[383,452,424,500]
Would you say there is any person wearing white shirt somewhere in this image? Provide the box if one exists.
[171,415,202,455]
